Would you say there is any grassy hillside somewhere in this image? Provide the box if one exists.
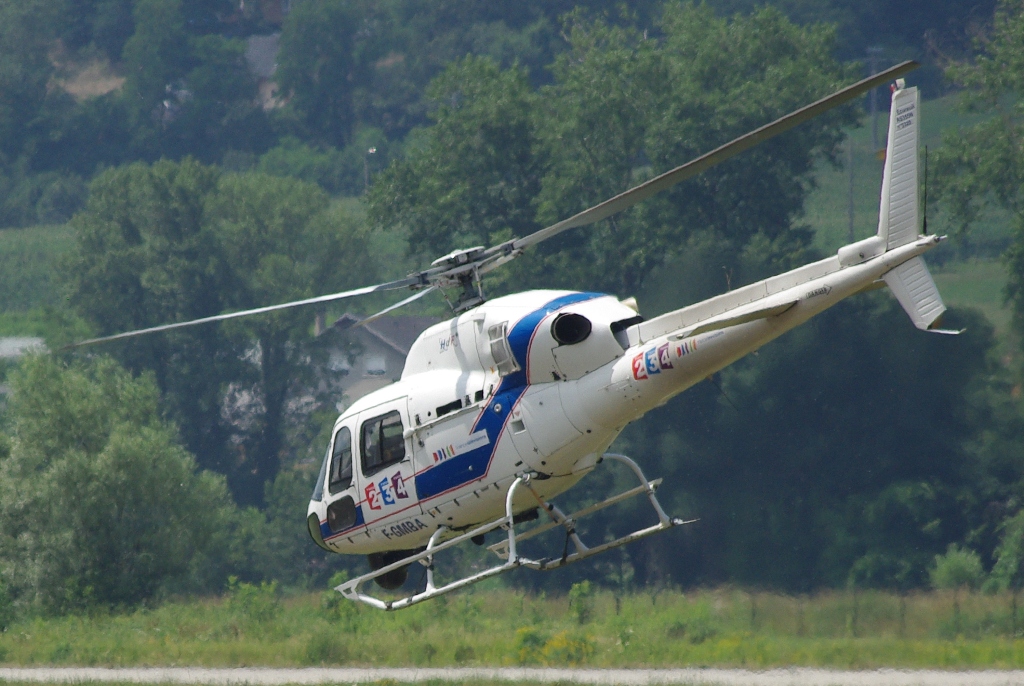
[0,587,1022,668]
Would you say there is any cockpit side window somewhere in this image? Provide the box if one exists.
[312,444,329,502]
[328,426,353,494]
[487,322,520,376]
[361,410,406,476]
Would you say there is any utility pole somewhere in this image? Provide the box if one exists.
[364,147,377,191]
[847,138,855,243]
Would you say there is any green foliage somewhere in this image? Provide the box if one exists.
[276,0,363,147]
[370,4,855,297]
[513,626,547,664]
[0,0,71,164]
[369,55,544,261]
[303,631,348,665]
[987,511,1024,592]
[931,544,985,591]
[539,630,594,666]
[0,355,234,613]
[568,580,594,624]
[709,0,994,65]
[63,159,372,504]
[0,225,75,312]
[665,602,721,644]
[0,577,13,631]
[2,587,1024,667]
[933,1,1024,335]
[226,576,281,624]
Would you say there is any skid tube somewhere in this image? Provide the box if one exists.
[336,453,690,611]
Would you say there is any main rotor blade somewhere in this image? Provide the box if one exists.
[344,285,438,331]
[510,60,919,252]
[64,275,425,349]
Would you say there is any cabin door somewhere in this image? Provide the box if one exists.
[354,397,421,526]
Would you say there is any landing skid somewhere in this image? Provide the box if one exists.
[336,453,691,611]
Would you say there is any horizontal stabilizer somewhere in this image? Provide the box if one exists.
[672,300,798,339]
[883,256,950,331]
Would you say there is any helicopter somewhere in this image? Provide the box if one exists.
[75,61,951,611]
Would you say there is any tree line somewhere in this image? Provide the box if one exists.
[0,0,994,227]
[0,0,1022,616]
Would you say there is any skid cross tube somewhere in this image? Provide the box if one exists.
[490,453,689,571]
[336,455,690,611]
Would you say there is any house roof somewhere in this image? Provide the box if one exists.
[245,34,280,80]
[330,314,441,356]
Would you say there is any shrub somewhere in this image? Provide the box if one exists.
[0,356,236,613]
[569,580,594,624]
[227,577,280,623]
[513,626,547,664]
[0,578,13,631]
[541,631,594,666]
[322,571,360,632]
[931,544,984,592]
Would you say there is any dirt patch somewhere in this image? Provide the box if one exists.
[55,59,125,101]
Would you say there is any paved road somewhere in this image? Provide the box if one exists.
[2,667,1024,685]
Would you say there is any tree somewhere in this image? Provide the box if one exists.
[121,0,191,120]
[64,160,372,505]
[0,355,233,612]
[64,158,240,483]
[120,0,266,162]
[276,0,368,148]
[531,3,856,296]
[931,543,985,634]
[707,0,996,63]
[0,0,72,165]
[205,172,371,500]
[933,0,1024,330]
[369,4,857,298]
[368,56,545,262]
[598,299,997,592]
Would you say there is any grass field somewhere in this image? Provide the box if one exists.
[1,587,1022,669]
[0,225,74,316]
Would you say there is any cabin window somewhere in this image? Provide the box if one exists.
[326,496,358,533]
[361,410,406,476]
[488,322,520,376]
[436,398,462,418]
[328,426,353,494]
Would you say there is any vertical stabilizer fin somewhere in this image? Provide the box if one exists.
[878,84,920,249]
[883,256,953,332]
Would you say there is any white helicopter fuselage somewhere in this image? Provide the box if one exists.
[308,232,942,556]
[308,82,942,571]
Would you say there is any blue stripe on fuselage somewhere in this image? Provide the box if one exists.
[414,292,604,500]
